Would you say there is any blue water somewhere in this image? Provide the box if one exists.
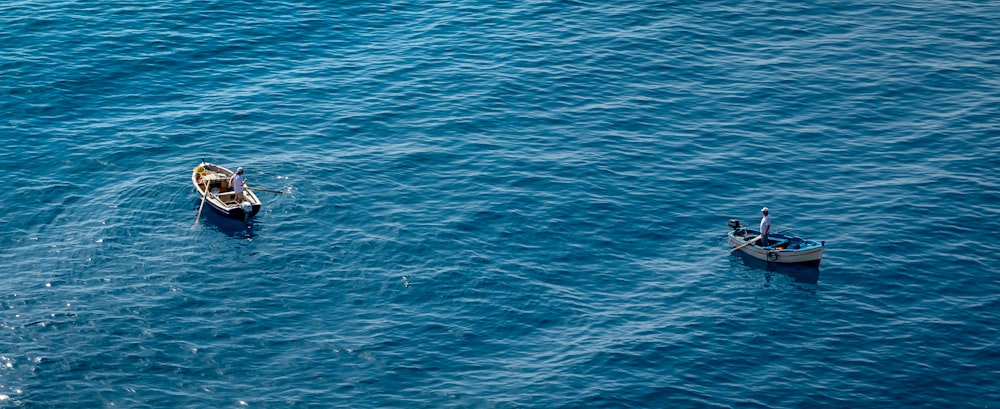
[2,1,999,407]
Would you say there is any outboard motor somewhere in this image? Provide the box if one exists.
[728,219,742,231]
[241,201,253,225]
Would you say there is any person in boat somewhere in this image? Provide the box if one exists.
[230,167,247,203]
[759,207,771,247]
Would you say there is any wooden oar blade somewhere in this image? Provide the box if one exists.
[729,227,793,252]
[193,189,208,227]
[730,235,761,252]
[247,186,288,194]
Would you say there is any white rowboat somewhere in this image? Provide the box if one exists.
[727,219,824,266]
[192,161,261,220]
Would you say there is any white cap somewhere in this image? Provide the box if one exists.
[761,207,769,212]
[237,167,244,173]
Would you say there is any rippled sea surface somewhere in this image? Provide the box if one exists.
[2,1,999,407]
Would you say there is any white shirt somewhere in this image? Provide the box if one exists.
[231,173,245,193]
[760,214,771,235]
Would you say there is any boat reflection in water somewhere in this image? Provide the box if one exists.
[193,197,256,239]
[731,249,821,285]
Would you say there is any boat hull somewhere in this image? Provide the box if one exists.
[192,162,262,220]
[728,229,824,266]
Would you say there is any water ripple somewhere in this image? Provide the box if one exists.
[2,0,999,407]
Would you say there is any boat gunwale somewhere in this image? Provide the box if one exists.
[727,228,824,265]
[192,162,262,218]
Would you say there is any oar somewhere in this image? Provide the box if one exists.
[730,228,792,252]
[247,186,288,194]
[193,184,208,226]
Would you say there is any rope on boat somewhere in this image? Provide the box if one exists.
[767,251,778,262]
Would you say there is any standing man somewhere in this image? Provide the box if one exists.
[759,207,771,247]
[230,167,246,203]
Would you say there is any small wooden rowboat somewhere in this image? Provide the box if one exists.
[727,219,824,266]
[192,161,261,220]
